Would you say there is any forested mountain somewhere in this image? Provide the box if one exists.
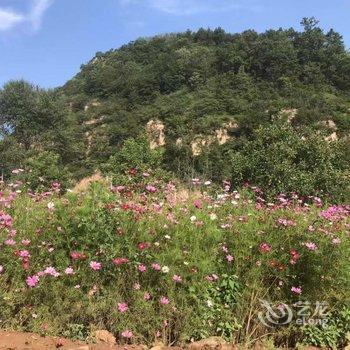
[1,18,349,199]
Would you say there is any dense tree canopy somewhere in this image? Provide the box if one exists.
[0,19,349,198]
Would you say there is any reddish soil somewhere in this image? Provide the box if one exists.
[0,331,142,350]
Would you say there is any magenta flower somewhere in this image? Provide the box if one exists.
[117,302,129,313]
[4,239,16,246]
[26,275,39,288]
[151,263,161,271]
[44,266,59,277]
[64,267,74,275]
[145,185,157,193]
[0,265,4,274]
[160,296,169,305]
[226,254,234,263]
[121,330,133,339]
[172,274,182,283]
[291,286,302,295]
[19,250,30,258]
[89,261,102,270]
[259,242,272,253]
[138,264,147,272]
[304,242,318,251]
[193,199,202,209]
[112,257,129,265]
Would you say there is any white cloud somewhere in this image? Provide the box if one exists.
[0,8,24,30]
[0,0,53,32]
[29,0,53,31]
[120,0,249,15]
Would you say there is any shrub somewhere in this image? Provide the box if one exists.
[226,122,349,201]
[15,150,71,191]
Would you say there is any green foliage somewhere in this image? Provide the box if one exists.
[225,122,349,200]
[303,307,350,349]
[105,135,168,185]
[18,151,71,191]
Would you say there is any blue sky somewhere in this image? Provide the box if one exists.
[0,0,349,88]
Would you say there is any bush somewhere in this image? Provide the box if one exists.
[226,122,349,201]
[15,150,71,191]
[104,135,170,186]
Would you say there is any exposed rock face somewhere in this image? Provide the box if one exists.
[84,100,101,112]
[85,131,93,154]
[325,131,338,142]
[175,138,183,146]
[318,119,338,130]
[72,172,105,193]
[191,120,238,155]
[92,329,116,344]
[146,119,166,149]
[191,135,214,156]
[84,116,105,126]
[215,128,231,145]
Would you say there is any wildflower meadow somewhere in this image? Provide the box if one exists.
[0,175,349,348]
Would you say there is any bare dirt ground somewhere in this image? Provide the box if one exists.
[0,331,143,350]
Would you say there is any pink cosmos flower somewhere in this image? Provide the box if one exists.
[44,266,59,277]
[26,275,39,288]
[138,242,149,251]
[118,302,129,313]
[4,239,16,246]
[19,250,30,258]
[112,257,129,265]
[193,199,202,209]
[332,237,341,245]
[144,292,151,300]
[145,185,157,193]
[138,264,147,272]
[89,261,101,270]
[304,242,318,251]
[0,265,4,273]
[226,255,234,263]
[151,263,161,271]
[64,267,74,275]
[206,274,219,281]
[121,330,133,339]
[160,296,169,305]
[70,251,86,261]
[259,243,272,253]
[9,229,17,237]
[291,286,302,295]
[21,239,31,246]
[172,274,182,283]
[277,218,296,227]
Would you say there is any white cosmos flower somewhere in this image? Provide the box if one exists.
[161,266,170,273]
[206,300,213,308]
[209,213,217,220]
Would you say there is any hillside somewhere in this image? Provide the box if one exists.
[0,18,349,198]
